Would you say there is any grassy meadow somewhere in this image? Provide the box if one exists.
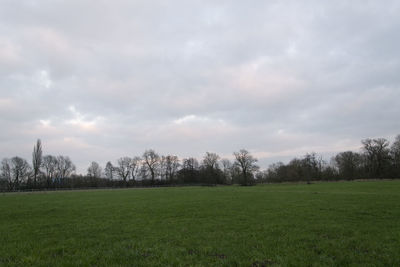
[1,181,400,266]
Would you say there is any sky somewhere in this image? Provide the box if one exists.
[1,0,400,174]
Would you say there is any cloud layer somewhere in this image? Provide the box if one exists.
[1,1,400,173]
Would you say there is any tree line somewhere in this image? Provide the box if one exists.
[0,140,258,191]
[1,135,399,191]
[262,136,400,183]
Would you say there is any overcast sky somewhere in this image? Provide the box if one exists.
[1,0,399,173]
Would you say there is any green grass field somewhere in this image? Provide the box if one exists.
[1,181,400,266]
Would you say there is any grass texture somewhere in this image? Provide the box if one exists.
[1,181,400,266]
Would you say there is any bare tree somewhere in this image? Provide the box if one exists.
[32,139,43,188]
[201,152,223,184]
[87,161,102,178]
[334,151,362,180]
[116,157,132,185]
[202,152,220,169]
[180,157,200,183]
[390,135,400,176]
[221,158,233,184]
[183,157,199,171]
[42,155,58,187]
[362,138,391,178]
[56,156,76,179]
[130,156,141,183]
[104,161,114,180]
[10,157,31,190]
[301,153,325,181]
[159,156,166,180]
[143,149,160,185]
[233,149,259,185]
[1,158,12,190]
[162,155,180,183]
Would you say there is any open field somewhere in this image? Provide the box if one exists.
[1,181,400,266]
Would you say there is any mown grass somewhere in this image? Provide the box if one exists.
[1,181,400,266]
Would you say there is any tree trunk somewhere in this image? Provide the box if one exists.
[150,169,155,185]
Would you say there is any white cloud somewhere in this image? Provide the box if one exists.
[39,119,51,127]
[65,105,102,131]
[35,70,52,89]
[173,114,225,125]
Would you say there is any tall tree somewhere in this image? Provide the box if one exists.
[32,139,42,188]
[143,149,160,185]
[233,149,259,186]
